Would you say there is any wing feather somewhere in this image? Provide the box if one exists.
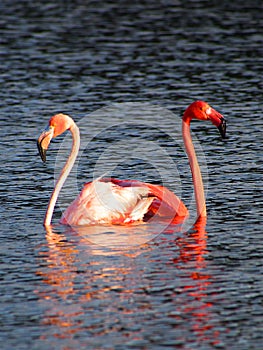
[60,178,188,225]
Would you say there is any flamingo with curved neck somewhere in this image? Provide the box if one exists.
[37,101,226,226]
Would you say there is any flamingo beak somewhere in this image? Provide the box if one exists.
[217,117,226,139]
[37,126,54,163]
[208,108,227,139]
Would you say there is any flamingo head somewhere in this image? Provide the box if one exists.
[183,101,226,138]
[37,113,74,162]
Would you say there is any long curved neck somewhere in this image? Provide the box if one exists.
[44,124,80,226]
[182,118,206,218]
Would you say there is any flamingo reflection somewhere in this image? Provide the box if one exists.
[35,219,220,347]
[170,217,220,346]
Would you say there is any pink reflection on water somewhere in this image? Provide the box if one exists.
[35,218,222,347]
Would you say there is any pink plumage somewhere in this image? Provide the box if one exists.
[60,178,188,225]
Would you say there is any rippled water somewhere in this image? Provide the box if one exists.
[1,1,263,349]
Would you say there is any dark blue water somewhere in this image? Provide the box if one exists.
[1,1,263,349]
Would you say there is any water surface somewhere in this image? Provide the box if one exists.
[1,1,263,349]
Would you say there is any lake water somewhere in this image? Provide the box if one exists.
[1,1,263,349]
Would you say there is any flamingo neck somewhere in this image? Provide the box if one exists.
[44,124,80,226]
[182,118,206,218]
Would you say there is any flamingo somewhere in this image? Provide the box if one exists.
[37,101,226,226]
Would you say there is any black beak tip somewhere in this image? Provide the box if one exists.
[42,149,47,163]
[218,118,227,139]
[37,140,47,163]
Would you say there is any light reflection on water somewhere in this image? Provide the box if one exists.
[36,218,222,348]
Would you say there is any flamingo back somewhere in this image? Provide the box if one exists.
[60,178,188,226]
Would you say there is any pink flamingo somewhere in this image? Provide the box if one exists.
[37,101,226,226]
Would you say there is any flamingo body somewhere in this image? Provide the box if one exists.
[60,178,188,225]
[37,101,226,227]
